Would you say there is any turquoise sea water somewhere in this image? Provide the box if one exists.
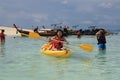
[0,33,120,80]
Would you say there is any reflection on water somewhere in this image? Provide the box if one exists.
[80,57,93,65]
[71,53,94,66]
[0,44,5,57]
[95,50,107,65]
[98,50,106,55]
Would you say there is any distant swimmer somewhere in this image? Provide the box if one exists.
[96,29,110,50]
[77,30,81,38]
[0,30,5,44]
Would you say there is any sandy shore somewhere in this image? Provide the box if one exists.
[0,26,31,36]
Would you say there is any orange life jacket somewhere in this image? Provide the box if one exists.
[50,36,65,49]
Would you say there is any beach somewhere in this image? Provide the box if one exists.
[0,26,33,36]
[0,26,20,36]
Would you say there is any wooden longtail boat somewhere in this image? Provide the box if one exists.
[13,24,56,37]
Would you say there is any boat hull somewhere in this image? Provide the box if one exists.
[40,44,71,57]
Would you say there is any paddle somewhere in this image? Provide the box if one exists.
[20,33,29,37]
[29,32,42,39]
[13,24,41,39]
[78,44,94,52]
[48,39,94,52]
[65,43,94,52]
[20,32,41,39]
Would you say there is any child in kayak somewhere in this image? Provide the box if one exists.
[48,29,69,50]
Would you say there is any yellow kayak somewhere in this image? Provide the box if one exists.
[40,44,71,57]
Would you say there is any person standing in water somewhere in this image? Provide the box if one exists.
[0,30,5,44]
[77,30,81,38]
[48,29,69,50]
[96,29,110,50]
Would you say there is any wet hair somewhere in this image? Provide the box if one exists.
[56,29,64,38]
[1,30,4,32]
[99,29,105,35]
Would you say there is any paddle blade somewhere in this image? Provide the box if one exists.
[29,32,42,39]
[79,44,94,52]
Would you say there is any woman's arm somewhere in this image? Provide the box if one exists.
[104,30,111,36]
[63,38,69,44]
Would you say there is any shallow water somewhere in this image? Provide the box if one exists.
[0,33,120,80]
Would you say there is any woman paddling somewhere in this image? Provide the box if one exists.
[48,29,69,50]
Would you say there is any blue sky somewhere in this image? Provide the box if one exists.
[0,0,120,30]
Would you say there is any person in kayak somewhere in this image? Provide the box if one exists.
[96,29,110,50]
[0,30,5,44]
[48,29,69,50]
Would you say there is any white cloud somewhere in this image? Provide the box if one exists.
[0,0,120,29]
[3,11,29,19]
[31,14,48,23]
[99,2,113,8]
[61,0,68,4]
[81,20,93,24]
